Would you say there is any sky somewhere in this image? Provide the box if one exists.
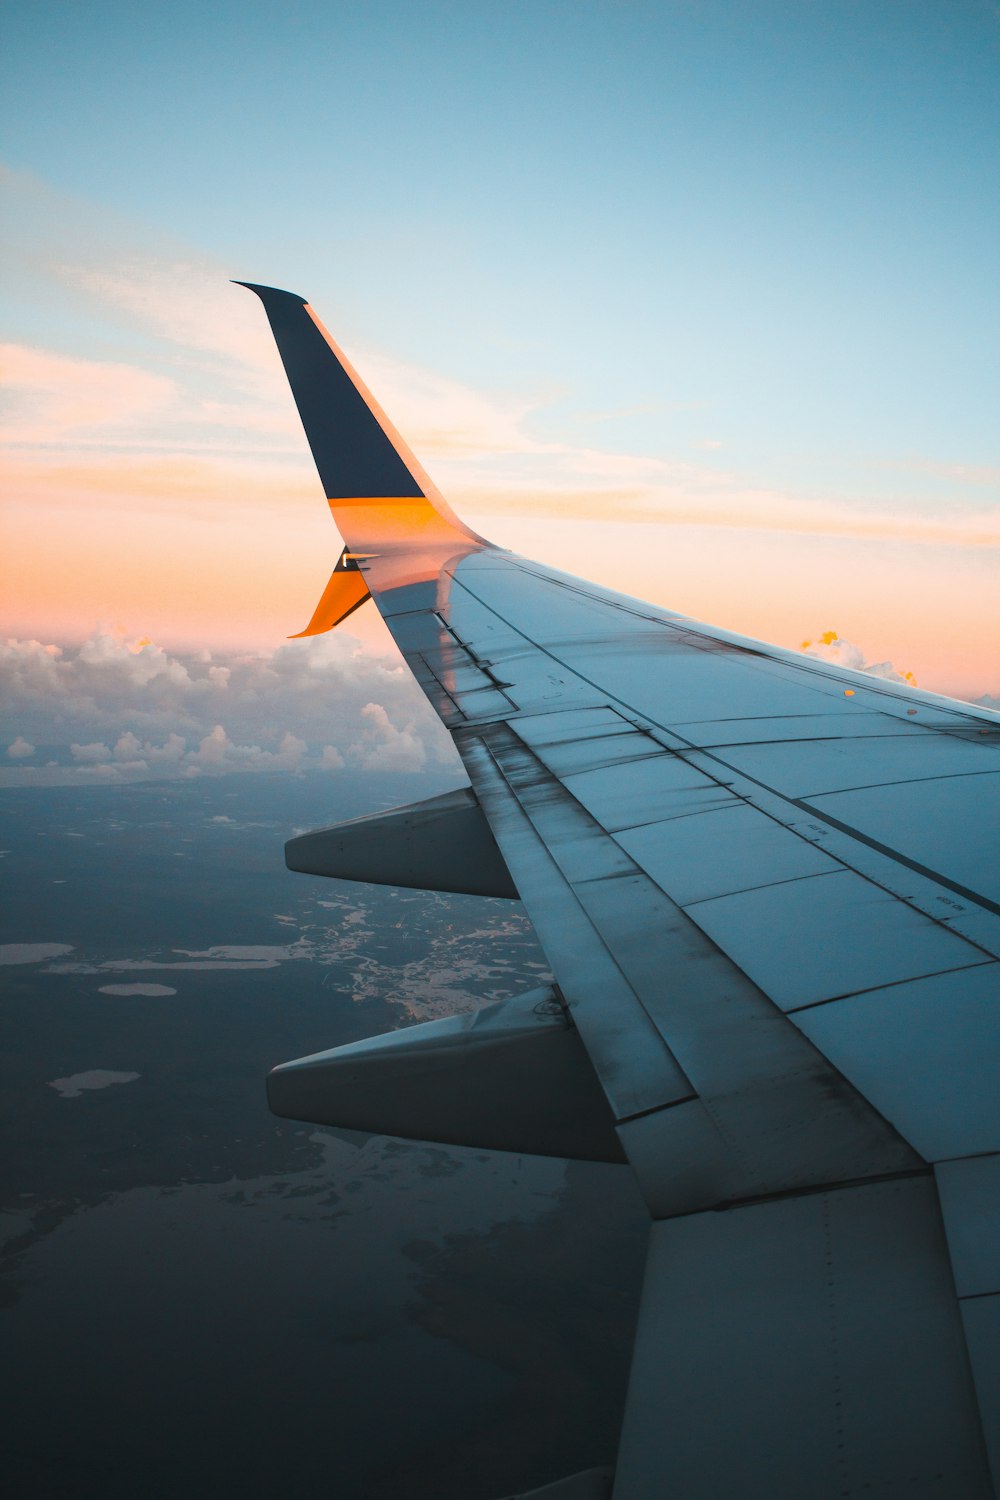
[2,0,999,778]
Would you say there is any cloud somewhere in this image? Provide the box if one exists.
[113,730,144,760]
[77,630,192,687]
[181,723,308,775]
[67,263,278,374]
[0,943,74,965]
[358,351,546,458]
[1,342,176,444]
[98,984,177,996]
[2,614,994,791]
[1,452,317,529]
[55,254,542,459]
[453,474,1000,547]
[0,626,454,786]
[48,1070,140,1098]
[892,459,1000,489]
[353,702,427,772]
[6,735,34,758]
[70,741,112,762]
[799,629,917,686]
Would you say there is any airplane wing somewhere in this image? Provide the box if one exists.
[240,283,1000,1500]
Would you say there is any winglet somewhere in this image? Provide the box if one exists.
[288,547,371,638]
[235,280,484,556]
[235,281,424,501]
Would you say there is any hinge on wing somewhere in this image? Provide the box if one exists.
[534,985,570,1021]
[432,612,516,689]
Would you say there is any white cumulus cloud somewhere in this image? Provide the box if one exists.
[352,702,428,772]
[799,630,917,686]
[48,1070,140,1099]
[0,628,454,785]
[70,741,112,762]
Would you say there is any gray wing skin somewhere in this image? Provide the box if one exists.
[242,284,1000,1499]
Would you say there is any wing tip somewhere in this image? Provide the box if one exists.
[232,280,308,306]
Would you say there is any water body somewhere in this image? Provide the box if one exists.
[1,774,648,1498]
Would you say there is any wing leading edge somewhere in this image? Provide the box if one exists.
[240,283,1000,1499]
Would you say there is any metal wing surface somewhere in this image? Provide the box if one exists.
[241,284,1000,1500]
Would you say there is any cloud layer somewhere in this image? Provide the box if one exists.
[6,618,990,792]
[1,627,455,785]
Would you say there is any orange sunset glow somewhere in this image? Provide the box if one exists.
[1,185,997,709]
[4,462,997,703]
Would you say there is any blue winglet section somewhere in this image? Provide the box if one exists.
[234,282,424,501]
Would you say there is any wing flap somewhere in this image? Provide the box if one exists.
[614,1178,992,1498]
[459,719,921,1216]
[796,965,1000,1161]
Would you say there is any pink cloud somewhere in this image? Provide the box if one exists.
[1,343,175,442]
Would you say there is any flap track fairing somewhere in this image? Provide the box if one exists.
[285,785,518,898]
[267,987,628,1163]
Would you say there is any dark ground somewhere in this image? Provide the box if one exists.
[1,773,649,1499]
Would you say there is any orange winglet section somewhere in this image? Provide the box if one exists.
[289,551,372,638]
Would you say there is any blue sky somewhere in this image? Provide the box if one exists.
[5,0,998,461]
[2,0,998,698]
